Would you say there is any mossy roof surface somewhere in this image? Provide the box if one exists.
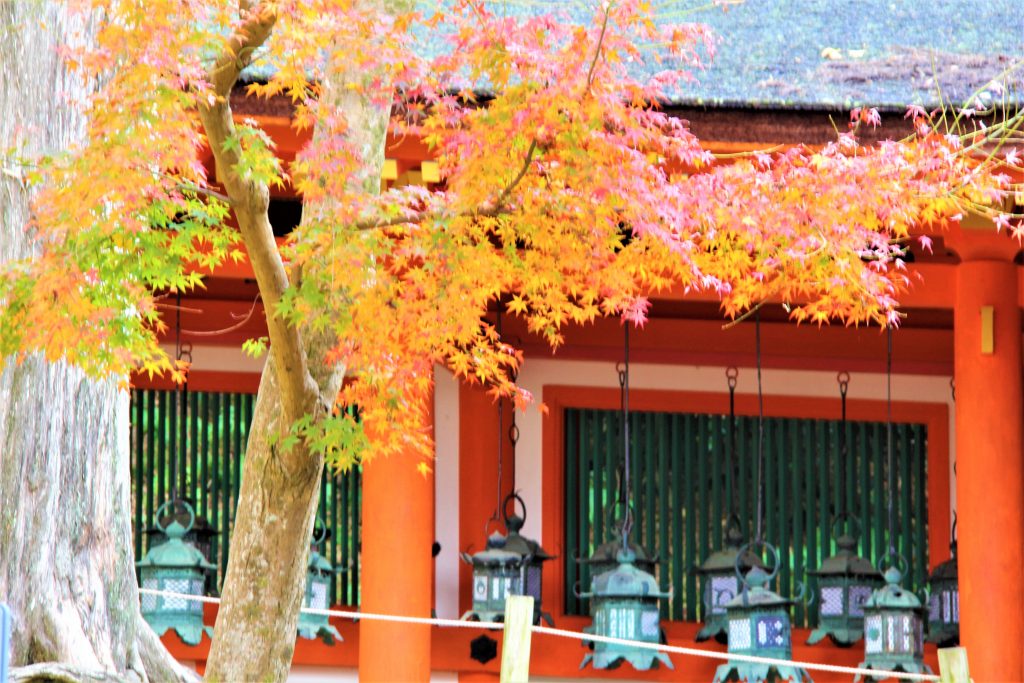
[243,0,1024,110]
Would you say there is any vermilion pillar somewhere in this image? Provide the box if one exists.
[459,384,516,616]
[953,256,1023,681]
[359,396,435,681]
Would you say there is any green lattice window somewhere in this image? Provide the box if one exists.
[130,389,361,606]
[564,409,929,627]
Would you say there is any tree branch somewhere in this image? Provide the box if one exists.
[494,138,538,210]
[197,3,319,416]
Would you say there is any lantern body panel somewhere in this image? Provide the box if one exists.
[467,562,520,622]
[856,568,932,681]
[694,539,764,642]
[136,517,215,646]
[139,566,211,645]
[580,555,671,671]
[926,550,959,647]
[859,608,927,678]
[807,533,883,646]
[807,575,882,646]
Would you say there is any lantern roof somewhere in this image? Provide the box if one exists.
[811,534,883,579]
[462,531,524,567]
[582,550,670,600]
[308,548,334,574]
[504,515,555,562]
[579,523,657,569]
[695,526,765,575]
[725,566,793,609]
[137,520,217,571]
[928,542,958,582]
[866,568,924,610]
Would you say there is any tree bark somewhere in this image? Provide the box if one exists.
[199,5,391,681]
[0,4,196,682]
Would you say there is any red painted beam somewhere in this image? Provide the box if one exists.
[162,613,941,682]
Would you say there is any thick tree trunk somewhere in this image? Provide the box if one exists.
[201,21,392,683]
[0,4,196,682]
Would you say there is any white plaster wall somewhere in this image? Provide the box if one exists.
[159,343,266,374]
[433,367,461,619]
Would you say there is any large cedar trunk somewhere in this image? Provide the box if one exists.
[0,3,195,682]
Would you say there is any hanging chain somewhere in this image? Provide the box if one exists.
[508,366,519,499]
[171,292,183,503]
[491,303,505,528]
[754,309,765,545]
[886,325,896,557]
[725,367,739,518]
[619,325,633,551]
[837,371,850,517]
[177,340,192,502]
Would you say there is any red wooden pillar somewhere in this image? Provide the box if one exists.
[459,384,516,614]
[359,395,435,681]
[458,384,513,682]
[952,238,1023,681]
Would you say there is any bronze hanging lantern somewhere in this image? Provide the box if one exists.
[461,493,554,625]
[297,518,343,644]
[137,500,216,645]
[716,309,811,682]
[857,326,930,680]
[696,367,763,643]
[712,544,812,683]
[809,373,883,646]
[581,325,672,671]
[925,514,959,647]
[694,515,765,643]
[460,305,554,626]
[857,558,930,681]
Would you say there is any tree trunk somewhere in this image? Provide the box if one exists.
[0,4,196,682]
[201,44,392,683]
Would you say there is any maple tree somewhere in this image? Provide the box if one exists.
[1,0,1018,680]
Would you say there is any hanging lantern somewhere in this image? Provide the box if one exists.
[856,561,930,680]
[579,549,672,671]
[297,519,343,644]
[925,517,959,647]
[461,531,523,623]
[697,368,763,643]
[807,514,883,646]
[144,498,219,594]
[856,328,931,680]
[694,515,765,643]
[580,325,669,670]
[461,494,554,625]
[137,501,216,645]
[712,544,812,683]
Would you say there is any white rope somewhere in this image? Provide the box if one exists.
[140,589,940,681]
